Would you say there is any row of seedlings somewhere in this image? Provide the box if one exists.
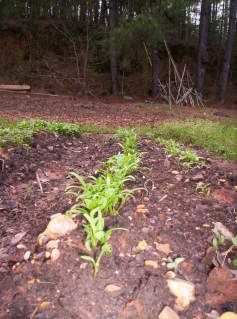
[66,129,141,277]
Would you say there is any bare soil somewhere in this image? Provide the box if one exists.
[1,132,237,319]
[0,92,237,127]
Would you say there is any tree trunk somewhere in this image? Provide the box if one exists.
[197,0,211,98]
[218,0,237,102]
[151,0,160,99]
[109,0,119,95]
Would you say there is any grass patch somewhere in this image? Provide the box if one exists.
[137,119,237,161]
[0,118,113,148]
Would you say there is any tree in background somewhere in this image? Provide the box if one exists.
[218,0,237,102]
[197,0,211,98]
[0,0,236,103]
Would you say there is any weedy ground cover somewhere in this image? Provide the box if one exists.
[159,138,205,169]
[137,119,237,161]
[0,118,112,148]
[66,129,141,277]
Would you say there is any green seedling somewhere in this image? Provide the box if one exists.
[167,257,185,270]
[196,182,211,196]
[161,139,180,157]
[116,128,138,154]
[179,149,205,169]
[66,171,138,216]
[81,242,112,278]
[160,138,204,169]
[232,236,237,247]
[212,228,225,249]
[66,127,140,278]
[107,152,140,176]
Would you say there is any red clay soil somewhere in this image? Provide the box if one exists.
[0,133,237,319]
[0,92,237,126]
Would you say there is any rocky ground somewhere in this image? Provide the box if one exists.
[0,132,237,319]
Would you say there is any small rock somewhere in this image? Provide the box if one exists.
[104,284,122,296]
[50,248,60,261]
[46,240,59,250]
[137,240,148,251]
[145,260,158,269]
[47,146,54,151]
[16,244,27,250]
[136,205,149,214]
[45,251,51,259]
[213,188,237,205]
[175,175,183,182]
[155,243,171,255]
[123,95,134,101]
[164,158,171,169]
[167,278,195,311]
[220,313,237,319]
[159,306,180,319]
[11,232,26,245]
[80,262,88,269]
[171,171,179,175]
[206,310,220,319]
[206,267,237,307]
[23,251,31,261]
[37,214,77,245]
[191,173,204,182]
[165,271,176,279]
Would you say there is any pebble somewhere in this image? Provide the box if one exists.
[220,313,237,319]
[155,243,171,255]
[50,248,60,261]
[137,240,148,251]
[47,146,54,151]
[16,244,27,250]
[191,173,204,182]
[11,232,26,245]
[46,240,59,250]
[23,251,31,261]
[165,271,176,279]
[167,277,195,311]
[175,175,183,182]
[171,171,179,175]
[45,251,51,259]
[104,284,122,295]
[144,260,158,269]
[37,214,77,245]
[159,306,180,319]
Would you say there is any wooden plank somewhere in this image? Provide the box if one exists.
[0,84,31,91]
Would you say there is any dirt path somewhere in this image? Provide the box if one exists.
[0,92,237,126]
[1,133,237,318]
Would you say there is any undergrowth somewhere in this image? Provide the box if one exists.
[0,118,112,148]
[159,138,205,169]
[137,119,237,161]
[66,129,140,277]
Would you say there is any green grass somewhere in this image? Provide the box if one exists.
[0,118,113,148]
[1,117,236,161]
[137,119,237,161]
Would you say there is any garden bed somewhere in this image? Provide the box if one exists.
[0,132,237,319]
